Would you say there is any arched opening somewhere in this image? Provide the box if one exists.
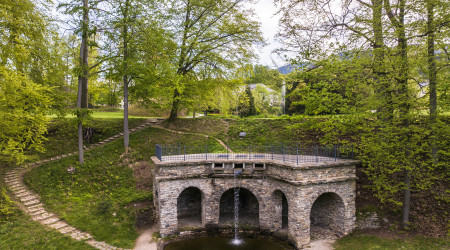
[272,190,289,230]
[310,192,345,239]
[177,187,203,228]
[219,187,259,227]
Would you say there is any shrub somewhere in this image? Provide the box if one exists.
[0,187,16,222]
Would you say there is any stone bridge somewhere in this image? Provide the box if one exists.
[151,155,359,249]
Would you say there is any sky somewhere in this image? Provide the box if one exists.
[251,0,288,69]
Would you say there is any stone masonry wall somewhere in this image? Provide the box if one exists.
[152,157,358,249]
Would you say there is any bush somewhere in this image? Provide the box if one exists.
[0,187,16,222]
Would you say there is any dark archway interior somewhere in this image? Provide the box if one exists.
[177,187,202,228]
[310,192,345,239]
[282,193,288,229]
[219,187,259,227]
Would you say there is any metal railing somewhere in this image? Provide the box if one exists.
[155,144,354,164]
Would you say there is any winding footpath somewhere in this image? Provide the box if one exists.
[3,118,231,250]
[4,117,238,250]
[4,119,159,250]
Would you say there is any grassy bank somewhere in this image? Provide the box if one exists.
[23,126,221,248]
[335,233,449,249]
[2,116,448,249]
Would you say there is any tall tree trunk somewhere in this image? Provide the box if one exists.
[168,84,183,122]
[427,0,438,161]
[169,3,191,121]
[398,0,411,229]
[384,0,411,228]
[169,89,180,120]
[123,0,130,149]
[77,0,89,164]
[77,77,84,164]
[371,0,392,119]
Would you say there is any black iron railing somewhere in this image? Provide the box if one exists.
[155,144,354,164]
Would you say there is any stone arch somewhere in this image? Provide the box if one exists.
[177,187,204,229]
[219,187,259,227]
[272,190,289,230]
[309,192,346,239]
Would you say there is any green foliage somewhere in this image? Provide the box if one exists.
[23,124,220,247]
[0,187,16,222]
[245,65,284,91]
[0,66,52,164]
[239,86,257,117]
[285,56,373,115]
[162,0,263,118]
[358,114,450,207]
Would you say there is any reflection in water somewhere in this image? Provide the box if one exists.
[164,237,293,250]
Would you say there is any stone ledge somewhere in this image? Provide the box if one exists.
[151,156,360,170]
[155,174,357,186]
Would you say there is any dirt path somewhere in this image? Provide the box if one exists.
[308,239,335,249]
[134,225,157,250]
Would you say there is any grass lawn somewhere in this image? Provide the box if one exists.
[47,110,152,119]
[0,211,95,250]
[0,163,94,250]
[29,118,146,161]
[334,233,449,250]
[2,117,448,249]
[0,118,144,249]
[23,126,222,248]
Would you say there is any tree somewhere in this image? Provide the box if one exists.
[58,0,99,164]
[0,67,52,164]
[161,0,263,120]
[245,65,284,91]
[276,0,449,229]
[0,0,60,164]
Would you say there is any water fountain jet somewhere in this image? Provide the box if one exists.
[231,168,243,246]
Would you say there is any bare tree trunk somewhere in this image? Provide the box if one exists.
[427,0,438,161]
[371,0,392,119]
[398,0,411,229]
[402,168,411,228]
[77,0,90,164]
[169,89,180,120]
[123,0,130,149]
[77,77,84,164]
[384,0,411,228]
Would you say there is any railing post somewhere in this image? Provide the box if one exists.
[249,145,251,160]
[314,145,317,163]
[206,144,208,160]
[296,143,299,165]
[282,143,285,162]
[183,145,186,161]
[334,145,337,162]
[227,145,229,160]
[271,145,274,160]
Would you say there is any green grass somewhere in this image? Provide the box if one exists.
[27,118,146,161]
[47,110,153,119]
[23,126,222,248]
[0,212,94,250]
[334,233,449,250]
[0,163,94,250]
